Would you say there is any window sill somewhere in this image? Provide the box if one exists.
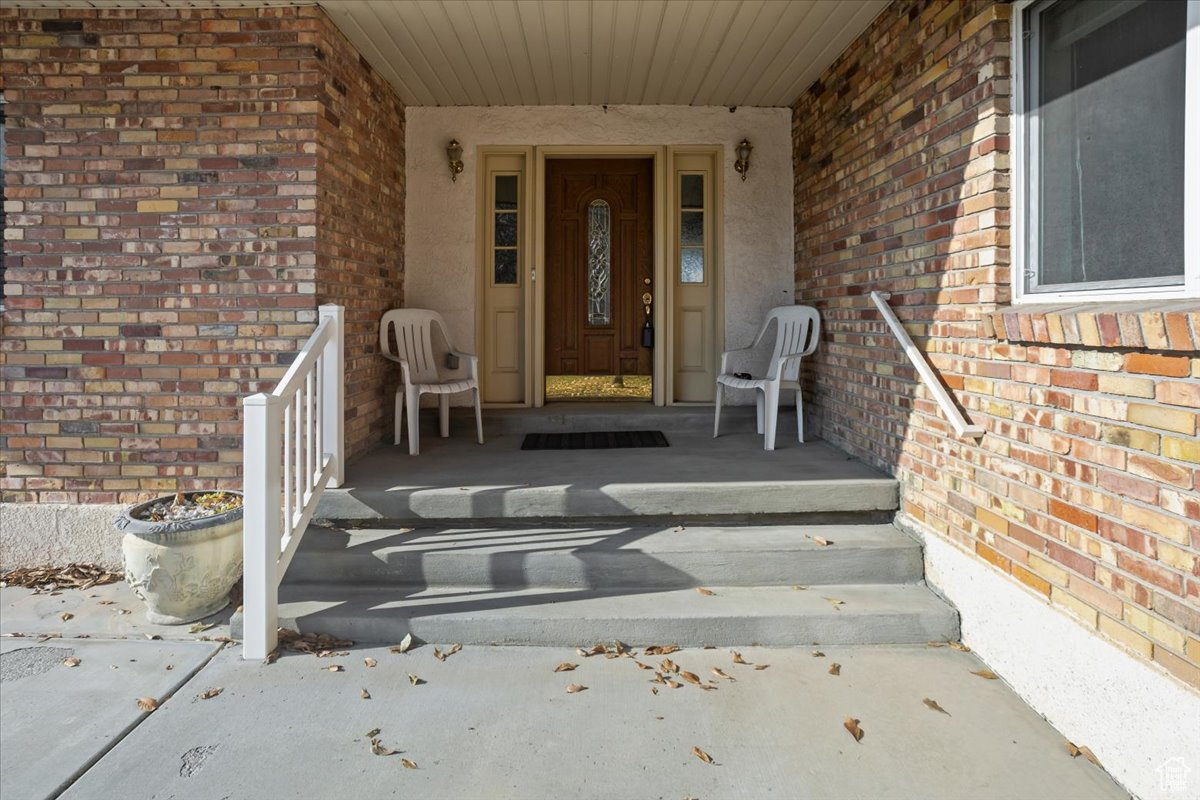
[989,300,1200,353]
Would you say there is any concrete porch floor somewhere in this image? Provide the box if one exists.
[0,584,1127,800]
[318,405,897,522]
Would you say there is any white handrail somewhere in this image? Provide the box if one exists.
[870,291,984,440]
[242,304,344,660]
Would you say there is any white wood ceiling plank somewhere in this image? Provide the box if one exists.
[514,0,555,105]
[723,0,817,107]
[471,0,531,105]
[566,0,592,105]
[395,0,483,105]
[702,0,788,107]
[352,1,442,106]
[491,0,543,105]
[672,0,742,105]
[590,0,618,104]
[619,0,665,105]
[744,0,839,106]
[774,0,886,106]
[688,0,764,106]
[637,0,691,104]
[540,1,574,105]
[438,0,513,105]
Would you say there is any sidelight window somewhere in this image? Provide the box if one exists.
[493,174,519,284]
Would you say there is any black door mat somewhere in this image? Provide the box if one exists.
[521,430,670,450]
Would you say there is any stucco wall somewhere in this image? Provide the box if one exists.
[404,105,794,402]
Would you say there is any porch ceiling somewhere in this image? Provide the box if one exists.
[323,0,888,108]
[16,0,888,108]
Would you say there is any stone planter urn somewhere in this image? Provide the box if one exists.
[115,491,244,625]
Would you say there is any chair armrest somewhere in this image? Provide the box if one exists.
[381,353,412,384]
[450,351,479,380]
[719,347,755,373]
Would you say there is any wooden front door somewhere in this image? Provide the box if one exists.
[545,158,654,379]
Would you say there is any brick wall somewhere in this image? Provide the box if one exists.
[793,0,1200,689]
[0,5,404,503]
[315,23,404,458]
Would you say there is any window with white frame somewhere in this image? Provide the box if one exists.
[1014,0,1199,302]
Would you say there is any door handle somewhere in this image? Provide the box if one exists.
[642,291,653,316]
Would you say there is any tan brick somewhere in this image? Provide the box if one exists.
[1127,404,1196,435]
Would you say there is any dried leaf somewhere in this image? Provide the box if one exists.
[165,664,174,671]
[813,536,832,546]
[144,633,162,640]
[923,697,950,715]
[753,664,770,671]
[949,641,971,652]
[361,688,371,700]
[824,597,844,606]
[699,683,719,691]
[679,670,701,685]
[554,662,578,672]
[433,648,446,662]
[673,525,686,533]
[926,641,946,648]
[662,658,680,673]
[60,612,74,622]
[664,678,682,689]
[828,663,841,676]
[188,622,215,634]
[731,651,748,665]
[408,674,424,686]
[36,634,61,643]
[363,657,377,668]
[696,587,715,596]
[711,668,735,682]
[643,645,680,655]
[844,717,864,743]
[811,651,825,658]
[1066,742,1101,766]
[137,697,159,712]
[691,746,714,765]
[366,728,381,738]
[325,665,344,672]
[633,660,653,671]
[370,738,398,756]
[565,683,587,694]
[651,686,659,695]
[446,643,462,656]
[197,687,223,700]
[390,633,414,654]
[971,668,999,680]
[400,758,418,770]
[792,585,807,591]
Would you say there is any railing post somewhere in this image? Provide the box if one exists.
[318,303,345,488]
[243,392,282,660]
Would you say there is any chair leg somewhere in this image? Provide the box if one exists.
[394,390,403,446]
[712,383,723,438]
[406,388,421,456]
[756,392,765,435]
[796,388,804,443]
[472,387,484,444]
[763,384,780,451]
[439,394,450,438]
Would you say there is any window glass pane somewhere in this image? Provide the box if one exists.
[495,212,517,247]
[681,174,704,209]
[681,248,704,284]
[495,175,518,210]
[1029,0,1185,291]
[587,200,611,326]
[681,211,704,246]
[494,249,517,284]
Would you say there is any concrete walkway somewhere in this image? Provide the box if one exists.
[1,584,1128,800]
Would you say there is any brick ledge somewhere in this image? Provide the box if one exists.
[990,301,1200,352]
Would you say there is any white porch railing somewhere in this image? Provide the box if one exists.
[242,304,345,660]
[870,291,985,440]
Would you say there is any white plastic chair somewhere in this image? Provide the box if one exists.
[379,309,483,456]
[713,305,821,451]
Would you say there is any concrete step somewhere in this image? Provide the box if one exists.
[441,403,797,436]
[274,582,959,647]
[287,523,925,588]
[319,435,898,522]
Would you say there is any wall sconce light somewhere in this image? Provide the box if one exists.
[734,138,753,181]
[446,138,464,182]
